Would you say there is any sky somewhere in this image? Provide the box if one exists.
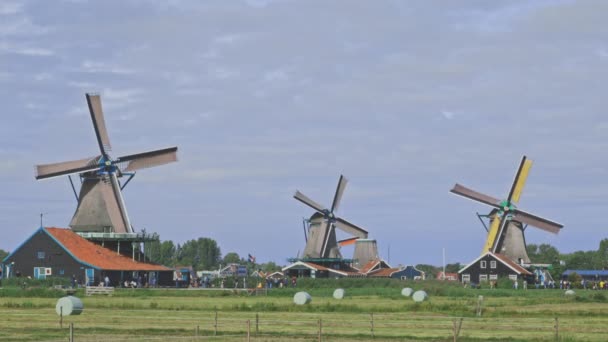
[2,0,608,267]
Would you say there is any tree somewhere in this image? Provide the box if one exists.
[174,238,222,271]
[415,264,439,279]
[0,249,8,261]
[258,261,282,272]
[598,239,608,269]
[444,263,461,273]
[223,252,241,264]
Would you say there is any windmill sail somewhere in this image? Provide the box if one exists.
[35,93,178,234]
[450,155,563,263]
[294,175,367,259]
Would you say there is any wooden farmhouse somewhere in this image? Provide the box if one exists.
[1,227,173,286]
[458,252,532,285]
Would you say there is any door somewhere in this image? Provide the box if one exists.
[34,267,45,280]
[85,268,95,286]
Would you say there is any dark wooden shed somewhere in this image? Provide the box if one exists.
[2,227,173,286]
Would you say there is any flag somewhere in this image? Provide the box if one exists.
[248,254,256,263]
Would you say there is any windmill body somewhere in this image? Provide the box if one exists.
[498,220,530,263]
[303,213,341,259]
[450,156,563,264]
[35,93,178,235]
[294,175,368,260]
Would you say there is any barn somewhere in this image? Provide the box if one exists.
[1,227,173,286]
[458,252,532,284]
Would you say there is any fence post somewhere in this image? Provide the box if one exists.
[247,320,251,342]
[370,312,375,338]
[476,295,483,317]
[453,318,463,342]
[60,306,63,328]
[214,310,218,336]
[554,317,559,341]
[69,322,74,342]
[256,313,259,336]
[318,318,322,342]
[195,325,199,338]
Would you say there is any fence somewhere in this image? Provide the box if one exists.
[51,313,603,342]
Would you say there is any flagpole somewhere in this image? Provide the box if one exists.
[442,248,446,280]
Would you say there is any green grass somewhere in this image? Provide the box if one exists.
[2,281,608,341]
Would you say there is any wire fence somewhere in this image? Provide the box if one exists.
[49,312,608,342]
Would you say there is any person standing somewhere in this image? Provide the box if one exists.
[104,275,110,287]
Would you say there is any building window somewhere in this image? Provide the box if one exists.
[489,274,498,281]
[480,261,487,269]
[490,261,497,269]
[479,274,488,282]
[59,269,65,275]
[37,251,45,259]
[462,274,470,283]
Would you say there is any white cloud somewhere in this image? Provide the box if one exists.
[0,42,53,56]
[79,60,136,75]
[441,110,455,120]
[0,1,23,15]
[0,16,49,36]
[263,68,289,82]
[102,88,144,109]
[210,67,239,80]
[33,73,54,81]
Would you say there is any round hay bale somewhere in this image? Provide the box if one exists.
[333,288,345,299]
[401,287,414,297]
[565,289,576,296]
[293,291,312,305]
[412,290,428,302]
[55,296,84,316]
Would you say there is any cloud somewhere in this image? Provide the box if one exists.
[263,68,290,82]
[0,16,49,36]
[102,88,144,109]
[79,60,136,75]
[0,42,54,56]
[0,1,23,15]
[441,110,455,120]
[183,167,286,182]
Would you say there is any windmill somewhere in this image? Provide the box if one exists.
[450,155,563,263]
[35,93,178,234]
[294,175,368,259]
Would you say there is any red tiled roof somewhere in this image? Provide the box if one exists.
[494,253,532,275]
[45,227,171,271]
[369,268,400,277]
[302,262,332,272]
[359,259,380,274]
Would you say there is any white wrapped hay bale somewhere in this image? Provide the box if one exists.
[565,289,576,296]
[293,291,312,305]
[333,288,345,299]
[401,287,414,297]
[55,296,84,316]
[412,290,428,302]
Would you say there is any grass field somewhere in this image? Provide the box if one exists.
[1,281,608,341]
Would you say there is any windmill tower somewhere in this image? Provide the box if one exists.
[450,155,563,264]
[294,175,368,259]
[35,93,178,235]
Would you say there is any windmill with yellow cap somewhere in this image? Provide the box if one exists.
[450,156,563,264]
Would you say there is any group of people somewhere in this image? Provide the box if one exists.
[576,279,608,290]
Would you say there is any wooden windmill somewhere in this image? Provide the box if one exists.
[294,175,368,259]
[35,93,178,234]
[450,156,563,263]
